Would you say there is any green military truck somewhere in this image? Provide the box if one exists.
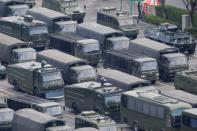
[97,7,139,39]
[0,15,49,49]
[174,69,197,95]
[129,38,189,81]
[103,49,159,82]
[121,90,192,131]
[0,64,6,79]
[0,107,14,131]
[42,0,86,23]
[65,81,122,121]
[37,49,96,84]
[0,33,36,65]
[0,0,29,17]
[182,109,197,131]
[75,111,117,131]
[7,61,65,99]
[49,33,101,66]
[27,7,77,33]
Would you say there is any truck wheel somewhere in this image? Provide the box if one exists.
[71,103,81,114]
[13,80,19,90]
[33,88,40,97]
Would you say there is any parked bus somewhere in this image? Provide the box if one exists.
[120,90,192,131]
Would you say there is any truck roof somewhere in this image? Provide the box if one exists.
[0,33,26,45]
[14,109,63,124]
[130,38,178,51]
[162,53,185,58]
[1,16,46,26]
[183,109,197,117]
[27,7,69,19]
[71,65,94,71]
[7,94,60,107]
[77,22,122,35]
[0,108,13,113]
[9,61,52,71]
[160,90,197,107]
[97,68,149,85]
[123,90,192,111]
[51,32,86,42]
[77,39,98,45]
[75,128,99,131]
[66,81,122,94]
[13,47,35,53]
[76,111,116,126]
[37,49,87,65]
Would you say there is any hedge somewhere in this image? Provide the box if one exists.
[143,14,172,26]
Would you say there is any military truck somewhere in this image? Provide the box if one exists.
[18,0,35,8]
[97,68,150,91]
[75,111,117,131]
[0,33,36,65]
[0,107,14,131]
[144,22,196,54]
[12,109,70,131]
[0,15,49,49]
[5,94,64,118]
[129,38,189,81]
[0,64,6,79]
[97,7,139,39]
[37,49,96,84]
[49,33,101,66]
[7,61,65,99]
[76,23,130,52]
[174,69,197,95]
[27,7,77,33]
[120,90,192,131]
[42,0,86,23]
[103,49,159,82]
[0,0,29,17]
[64,81,122,121]
[182,109,197,131]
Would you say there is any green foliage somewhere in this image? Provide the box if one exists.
[143,14,170,25]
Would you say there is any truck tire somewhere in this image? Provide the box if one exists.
[72,103,81,114]
[13,80,19,91]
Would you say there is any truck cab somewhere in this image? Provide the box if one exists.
[0,108,14,131]
[42,0,86,23]
[0,0,29,17]
[106,36,129,50]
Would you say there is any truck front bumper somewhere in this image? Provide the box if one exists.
[44,88,64,99]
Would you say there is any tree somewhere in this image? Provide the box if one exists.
[182,0,197,27]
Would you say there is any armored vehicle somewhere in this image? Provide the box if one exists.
[27,7,77,33]
[182,109,197,131]
[75,111,117,131]
[12,109,70,131]
[144,23,196,54]
[37,49,96,84]
[0,107,14,131]
[97,68,150,91]
[121,90,192,131]
[7,61,65,99]
[97,6,138,39]
[0,64,6,79]
[5,94,64,118]
[42,0,86,23]
[0,0,29,17]
[174,69,197,95]
[129,38,189,81]
[49,33,101,66]
[160,90,197,108]
[0,15,49,49]
[64,81,122,121]
[103,49,159,82]
[0,33,36,65]
[76,23,130,52]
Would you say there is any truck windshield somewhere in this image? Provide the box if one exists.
[17,51,36,61]
[82,43,99,53]
[7,5,29,16]
[99,125,117,131]
[105,94,121,105]
[76,68,96,81]
[0,110,14,122]
[118,17,133,27]
[141,61,157,71]
[45,106,62,116]
[56,21,76,33]
[168,56,187,67]
[42,72,62,82]
[112,39,129,50]
[29,26,48,35]
[62,0,78,7]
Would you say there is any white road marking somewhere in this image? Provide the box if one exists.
[0,89,15,96]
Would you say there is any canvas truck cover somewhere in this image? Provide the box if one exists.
[97,68,150,91]
[0,33,28,63]
[129,38,179,59]
[12,108,65,131]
